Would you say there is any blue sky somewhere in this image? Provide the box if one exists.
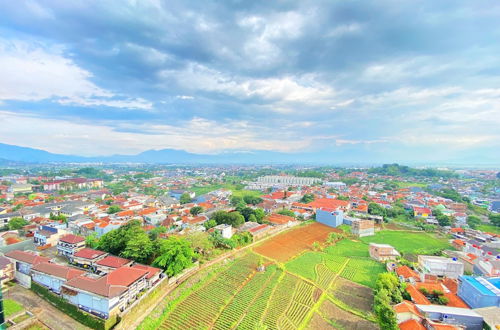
[0,1,499,163]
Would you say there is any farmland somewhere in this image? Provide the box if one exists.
[253,222,340,261]
[360,230,452,255]
[140,224,388,329]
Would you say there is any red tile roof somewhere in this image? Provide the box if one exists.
[399,319,425,330]
[267,213,295,225]
[64,274,127,298]
[394,300,423,318]
[406,285,431,305]
[107,266,148,287]
[396,266,419,280]
[5,250,50,265]
[73,248,107,260]
[32,262,84,280]
[131,264,161,279]
[96,255,132,269]
[59,234,85,244]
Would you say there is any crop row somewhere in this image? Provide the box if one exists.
[160,254,258,329]
[316,264,336,290]
[213,266,277,330]
[237,266,282,330]
[263,274,299,329]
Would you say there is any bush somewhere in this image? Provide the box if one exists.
[31,282,119,330]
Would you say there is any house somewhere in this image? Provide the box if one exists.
[247,223,271,239]
[0,255,14,286]
[394,300,424,325]
[416,304,483,330]
[31,262,84,293]
[34,225,67,247]
[62,266,149,319]
[95,255,133,275]
[413,207,431,218]
[266,213,296,226]
[351,220,374,237]
[4,250,50,287]
[213,224,233,239]
[369,243,400,262]
[316,208,343,228]
[57,234,86,257]
[130,264,162,287]
[396,266,420,282]
[71,248,107,270]
[418,255,464,279]
[457,276,500,308]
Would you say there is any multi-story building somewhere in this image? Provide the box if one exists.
[94,256,133,275]
[57,234,86,257]
[31,262,84,294]
[458,276,500,308]
[4,250,50,287]
[369,243,400,262]
[71,248,107,270]
[352,220,374,237]
[418,255,464,279]
[34,225,67,247]
[316,208,343,228]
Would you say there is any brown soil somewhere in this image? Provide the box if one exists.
[306,313,336,330]
[254,222,340,261]
[320,300,378,330]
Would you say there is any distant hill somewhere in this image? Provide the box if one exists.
[0,142,324,164]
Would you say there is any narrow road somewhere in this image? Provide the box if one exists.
[5,285,89,330]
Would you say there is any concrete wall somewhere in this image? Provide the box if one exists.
[316,209,343,228]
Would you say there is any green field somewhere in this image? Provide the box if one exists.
[360,230,452,255]
[477,224,500,234]
[189,183,263,199]
[394,181,427,188]
[4,299,24,317]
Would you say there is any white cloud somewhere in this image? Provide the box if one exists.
[0,39,152,109]
[0,111,319,156]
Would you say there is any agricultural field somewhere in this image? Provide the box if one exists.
[253,222,340,261]
[360,230,452,255]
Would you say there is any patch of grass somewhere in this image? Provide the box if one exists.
[285,251,323,281]
[4,299,24,317]
[338,224,351,233]
[394,181,427,188]
[189,183,263,199]
[12,313,31,324]
[324,240,369,258]
[476,224,500,234]
[360,230,451,255]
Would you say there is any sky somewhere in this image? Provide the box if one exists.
[0,0,499,164]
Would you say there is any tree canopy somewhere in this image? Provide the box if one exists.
[190,206,203,216]
[153,236,194,277]
[180,192,192,204]
[107,205,122,214]
[8,217,28,230]
[210,210,245,227]
[300,193,315,203]
[369,163,457,178]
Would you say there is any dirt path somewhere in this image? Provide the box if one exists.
[5,285,89,330]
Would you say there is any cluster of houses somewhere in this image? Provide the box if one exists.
[2,233,162,320]
[368,241,499,329]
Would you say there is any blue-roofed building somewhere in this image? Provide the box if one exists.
[316,208,343,228]
[458,276,500,308]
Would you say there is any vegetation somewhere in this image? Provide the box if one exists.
[300,193,315,203]
[373,273,404,330]
[276,209,296,218]
[4,298,23,317]
[106,205,122,214]
[210,210,245,227]
[189,206,203,215]
[153,236,195,277]
[490,214,500,227]
[360,230,451,255]
[466,215,481,229]
[369,163,457,178]
[8,217,28,230]
[180,192,192,204]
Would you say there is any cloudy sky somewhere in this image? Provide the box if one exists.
[0,0,499,163]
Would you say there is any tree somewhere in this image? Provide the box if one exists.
[85,232,99,248]
[254,208,265,223]
[121,230,154,264]
[148,226,167,241]
[185,232,214,259]
[190,206,204,216]
[153,236,195,277]
[248,214,257,223]
[204,219,217,230]
[180,192,192,204]
[467,215,481,229]
[300,193,315,203]
[243,195,263,205]
[230,196,243,206]
[107,205,122,214]
[336,195,349,201]
[277,209,295,218]
[210,211,245,227]
[8,217,28,230]
[490,214,500,227]
[368,203,386,217]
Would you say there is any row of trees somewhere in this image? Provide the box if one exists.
[369,163,458,178]
[95,221,194,276]
[373,273,409,329]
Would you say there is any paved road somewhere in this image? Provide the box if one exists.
[5,285,89,330]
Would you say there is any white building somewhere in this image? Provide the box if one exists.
[418,255,464,279]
